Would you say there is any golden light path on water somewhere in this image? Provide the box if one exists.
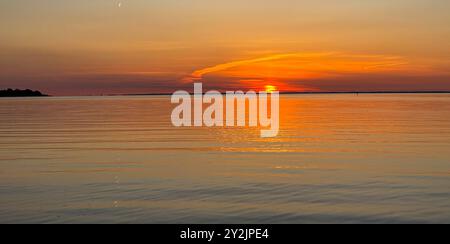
[0,94,449,223]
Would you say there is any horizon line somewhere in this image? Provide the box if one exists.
[3,90,450,97]
[85,91,450,97]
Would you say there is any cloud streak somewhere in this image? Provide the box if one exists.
[183,52,336,82]
[183,52,415,85]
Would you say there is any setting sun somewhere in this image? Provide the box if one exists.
[265,85,278,93]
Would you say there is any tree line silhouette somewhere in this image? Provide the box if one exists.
[0,89,47,97]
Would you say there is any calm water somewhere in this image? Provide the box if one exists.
[0,94,449,224]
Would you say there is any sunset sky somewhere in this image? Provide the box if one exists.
[1,0,449,95]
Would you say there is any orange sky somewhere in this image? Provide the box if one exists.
[0,0,449,95]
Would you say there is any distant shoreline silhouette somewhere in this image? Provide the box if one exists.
[1,89,449,97]
[109,91,450,97]
[0,89,48,97]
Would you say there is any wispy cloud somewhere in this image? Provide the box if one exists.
[183,52,336,82]
[182,52,417,86]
